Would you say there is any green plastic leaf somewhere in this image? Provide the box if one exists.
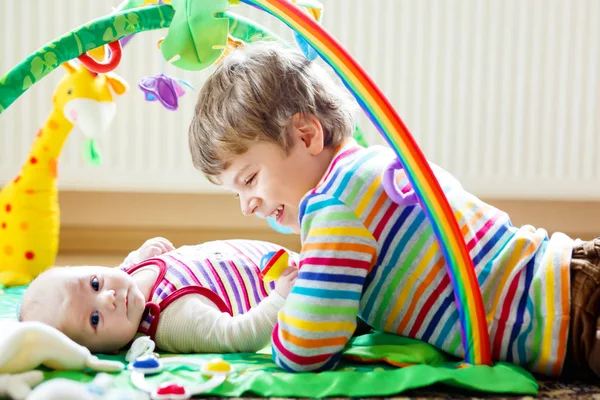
[83,139,102,166]
[22,76,33,91]
[160,0,230,71]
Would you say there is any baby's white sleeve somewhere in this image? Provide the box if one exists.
[154,292,286,353]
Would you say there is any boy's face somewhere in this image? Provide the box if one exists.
[217,115,334,233]
[28,266,146,353]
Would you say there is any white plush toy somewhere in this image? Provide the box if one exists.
[0,320,125,400]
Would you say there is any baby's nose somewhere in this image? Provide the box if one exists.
[100,289,116,311]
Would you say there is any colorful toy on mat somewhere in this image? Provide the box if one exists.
[259,248,289,282]
[0,62,127,286]
[127,336,232,399]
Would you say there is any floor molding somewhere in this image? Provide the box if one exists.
[56,191,598,254]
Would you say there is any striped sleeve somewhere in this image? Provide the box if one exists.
[271,194,378,372]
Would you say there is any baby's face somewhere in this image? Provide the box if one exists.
[29,266,147,353]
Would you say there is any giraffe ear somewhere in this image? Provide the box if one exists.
[61,61,77,74]
[105,73,129,96]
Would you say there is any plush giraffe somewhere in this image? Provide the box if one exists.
[0,62,128,286]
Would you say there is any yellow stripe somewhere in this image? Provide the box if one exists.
[538,253,556,371]
[280,313,355,333]
[355,175,382,217]
[385,243,437,331]
[485,239,534,322]
[309,227,374,239]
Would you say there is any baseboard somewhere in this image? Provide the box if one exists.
[57,191,599,254]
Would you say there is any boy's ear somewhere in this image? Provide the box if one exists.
[291,113,324,156]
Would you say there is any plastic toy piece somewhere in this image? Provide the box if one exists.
[129,355,163,375]
[78,41,123,73]
[138,74,194,111]
[382,158,418,206]
[159,0,230,70]
[259,249,289,282]
[202,358,233,377]
[153,383,188,400]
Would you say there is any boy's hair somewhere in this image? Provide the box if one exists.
[188,41,355,183]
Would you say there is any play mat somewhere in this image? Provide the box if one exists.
[0,284,538,398]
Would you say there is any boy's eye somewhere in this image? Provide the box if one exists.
[90,312,99,328]
[245,173,256,186]
[91,276,100,291]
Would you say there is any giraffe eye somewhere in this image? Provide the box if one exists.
[67,89,72,95]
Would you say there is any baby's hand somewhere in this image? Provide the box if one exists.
[274,267,298,298]
[137,237,175,260]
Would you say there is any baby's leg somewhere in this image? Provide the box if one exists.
[565,237,600,379]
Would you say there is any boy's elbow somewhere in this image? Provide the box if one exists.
[271,324,343,372]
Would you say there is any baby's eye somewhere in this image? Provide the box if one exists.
[90,276,100,291]
[90,312,99,328]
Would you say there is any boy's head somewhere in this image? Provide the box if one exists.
[19,266,146,353]
[189,42,355,232]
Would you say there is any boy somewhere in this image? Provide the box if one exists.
[20,238,298,354]
[188,42,600,378]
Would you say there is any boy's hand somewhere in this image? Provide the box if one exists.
[274,267,298,298]
[137,237,175,260]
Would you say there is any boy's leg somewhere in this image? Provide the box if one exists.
[566,237,600,379]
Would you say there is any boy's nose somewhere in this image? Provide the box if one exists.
[241,197,259,216]
[99,289,116,311]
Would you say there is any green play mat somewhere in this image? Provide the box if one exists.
[0,284,538,397]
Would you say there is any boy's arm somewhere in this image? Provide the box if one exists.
[155,292,286,353]
[271,194,378,372]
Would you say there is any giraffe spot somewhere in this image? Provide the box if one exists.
[4,246,13,256]
[48,158,57,178]
[36,129,42,137]
[25,189,36,195]
[5,204,11,212]
[13,176,20,183]
[48,120,59,130]
[43,146,49,152]
[30,157,38,164]
[1,222,5,229]
[25,251,35,260]
[20,222,28,231]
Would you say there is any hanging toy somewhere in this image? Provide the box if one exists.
[77,41,123,73]
[138,39,195,111]
[291,0,323,60]
[138,74,194,111]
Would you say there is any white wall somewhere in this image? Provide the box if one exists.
[1,0,599,199]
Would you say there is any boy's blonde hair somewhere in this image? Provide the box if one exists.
[188,42,355,183]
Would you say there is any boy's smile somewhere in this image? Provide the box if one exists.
[216,114,335,233]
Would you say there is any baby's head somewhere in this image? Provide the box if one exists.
[20,266,146,353]
[189,42,355,232]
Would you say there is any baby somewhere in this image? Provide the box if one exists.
[19,237,298,354]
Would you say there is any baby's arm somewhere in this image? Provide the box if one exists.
[271,194,378,372]
[155,291,286,353]
[119,237,175,268]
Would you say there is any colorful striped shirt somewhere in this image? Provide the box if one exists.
[271,140,574,376]
[124,240,284,340]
